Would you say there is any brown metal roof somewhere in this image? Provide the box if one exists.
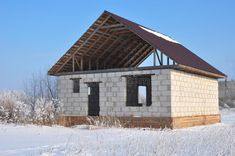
[105,11,225,77]
[48,10,225,78]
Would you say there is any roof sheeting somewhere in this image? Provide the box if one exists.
[105,11,225,77]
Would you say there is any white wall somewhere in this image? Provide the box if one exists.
[58,69,171,117]
[171,70,219,117]
[58,68,219,118]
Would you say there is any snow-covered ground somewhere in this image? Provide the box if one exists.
[221,108,235,124]
[0,110,235,156]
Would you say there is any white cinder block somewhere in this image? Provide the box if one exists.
[170,70,218,117]
[58,68,219,119]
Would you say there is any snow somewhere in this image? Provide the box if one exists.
[139,26,180,44]
[221,108,235,124]
[0,110,235,156]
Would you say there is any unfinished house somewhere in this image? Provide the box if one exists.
[48,11,226,128]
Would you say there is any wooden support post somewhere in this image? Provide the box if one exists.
[89,58,91,70]
[167,57,170,65]
[161,52,163,65]
[153,51,156,66]
[96,59,99,69]
[75,57,80,69]
[72,56,75,72]
[81,56,83,70]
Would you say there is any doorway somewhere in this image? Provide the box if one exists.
[87,82,100,116]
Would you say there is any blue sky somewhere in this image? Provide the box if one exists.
[0,0,235,90]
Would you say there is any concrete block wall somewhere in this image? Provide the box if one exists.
[58,69,171,117]
[58,76,88,116]
[170,70,219,117]
[58,68,219,118]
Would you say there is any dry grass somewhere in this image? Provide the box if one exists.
[86,116,122,129]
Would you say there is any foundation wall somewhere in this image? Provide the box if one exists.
[58,114,220,128]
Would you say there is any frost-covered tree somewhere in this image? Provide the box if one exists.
[23,72,58,111]
[0,91,30,123]
[0,71,61,125]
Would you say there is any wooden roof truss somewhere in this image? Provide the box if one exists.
[48,12,203,76]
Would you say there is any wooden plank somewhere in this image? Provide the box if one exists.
[96,59,99,69]
[75,57,80,69]
[100,23,124,29]
[81,56,83,70]
[117,42,143,67]
[136,48,154,67]
[85,29,114,56]
[89,58,91,70]
[109,40,138,67]
[72,56,75,72]
[126,44,150,67]
[123,44,149,67]
[97,36,124,59]
[113,30,131,35]
[110,27,128,31]
[130,46,154,67]
[103,35,134,66]
[96,30,118,38]
[55,66,176,76]
[91,35,115,58]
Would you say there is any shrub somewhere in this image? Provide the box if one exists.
[0,91,61,125]
[0,91,30,123]
[33,98,61,125]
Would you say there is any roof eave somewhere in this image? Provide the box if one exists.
[176,64,226,79]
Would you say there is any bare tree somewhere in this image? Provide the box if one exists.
[23,71,60,121]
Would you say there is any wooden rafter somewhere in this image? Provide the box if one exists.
[85,29,114,56]
[130,46,154,67]
[103,35,134,66]
[117,42,144,67]
[48,11,225,78]
[75,57,80,69]
[96,30,118,38]
[97,35,124,59]
[136,49,155,67]
[91,35,116,58]
[122,44,149,67]
[110,27,127,32]
[100,23,124,29]
[109,39,138,67]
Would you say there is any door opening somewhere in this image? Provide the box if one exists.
[87,82,100,116]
